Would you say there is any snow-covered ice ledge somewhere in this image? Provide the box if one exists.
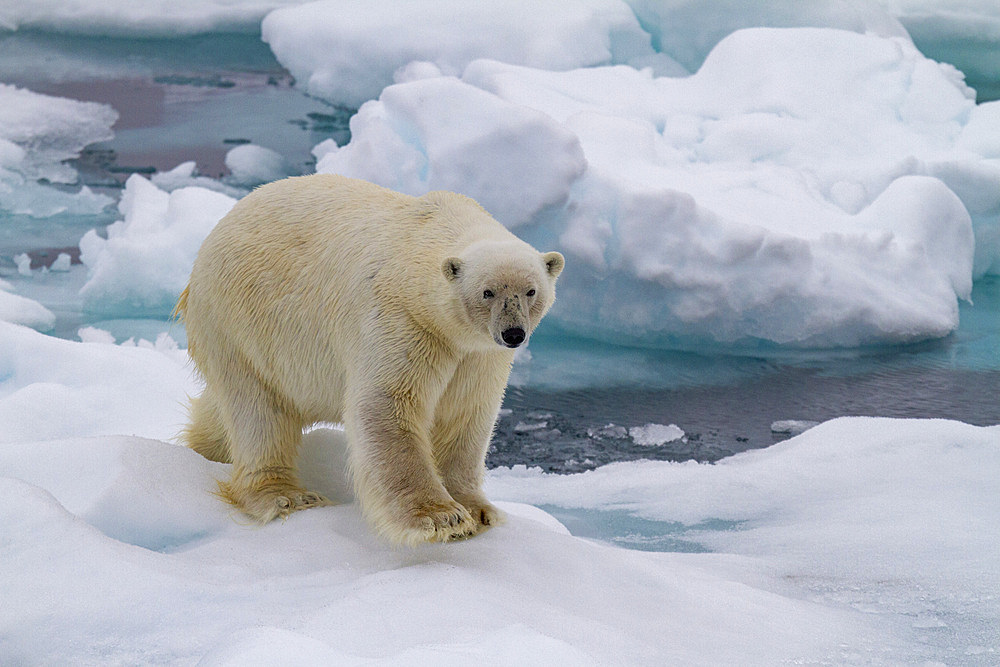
[1,322,997,664]
[316,27,1000,349]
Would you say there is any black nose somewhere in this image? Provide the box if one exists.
[501,327,525,347]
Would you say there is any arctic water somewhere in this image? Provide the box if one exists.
[2,31,998,475]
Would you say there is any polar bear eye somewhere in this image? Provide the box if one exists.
[483,289,494,299]
[526,289,536,297]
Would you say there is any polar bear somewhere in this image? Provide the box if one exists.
[176,174,564,545]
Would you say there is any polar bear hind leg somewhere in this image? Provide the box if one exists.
[209,363,331,522]
[183,388,232,463]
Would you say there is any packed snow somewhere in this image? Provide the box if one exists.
[0,322,193,443]
[1,322,997,664]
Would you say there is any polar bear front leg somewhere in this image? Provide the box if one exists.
[431,352,511,533]
[347,387,478,545]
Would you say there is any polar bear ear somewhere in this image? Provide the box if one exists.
[543,251,565,279]
[442,257,463,282]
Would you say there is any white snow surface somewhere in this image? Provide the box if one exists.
[1,322,997,664]
[0,279,55,331]
[262,0,666,107]
[320,28,1000,347]
[0,322,194,444]
[0,83,115,217]
[78,174,237,317]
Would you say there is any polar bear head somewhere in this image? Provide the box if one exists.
[442,240,564,349]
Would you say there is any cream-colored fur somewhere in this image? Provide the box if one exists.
[176,174,564,545]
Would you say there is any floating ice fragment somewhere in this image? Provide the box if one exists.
[77,326,117,345]
[629,423,685,446]
[0,0,297,36]
[13,253,31,276]
[588,423,629,439]
[514,421,548,433]
[150,161,246,198]
[0,83,116,217]
[224,144,297,187]
[79,174,237,318]
[49,253,72,272]
[770,420,820,436]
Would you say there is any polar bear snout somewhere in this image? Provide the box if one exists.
[501,327,526,348]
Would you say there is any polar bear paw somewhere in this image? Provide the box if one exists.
[392,498,479,544]
[220,475,332,523]
[452,493,506,534]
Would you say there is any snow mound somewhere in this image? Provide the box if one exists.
[2,432,884,665]
[0,84,116,217]
[261,0,665,107]
[320,27,999,348]
[0,322,194,443]
[320,75,586,227]
[0,279,55,331]
[78,174,236,317]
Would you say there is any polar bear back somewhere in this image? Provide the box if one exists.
[183,174,524,421]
